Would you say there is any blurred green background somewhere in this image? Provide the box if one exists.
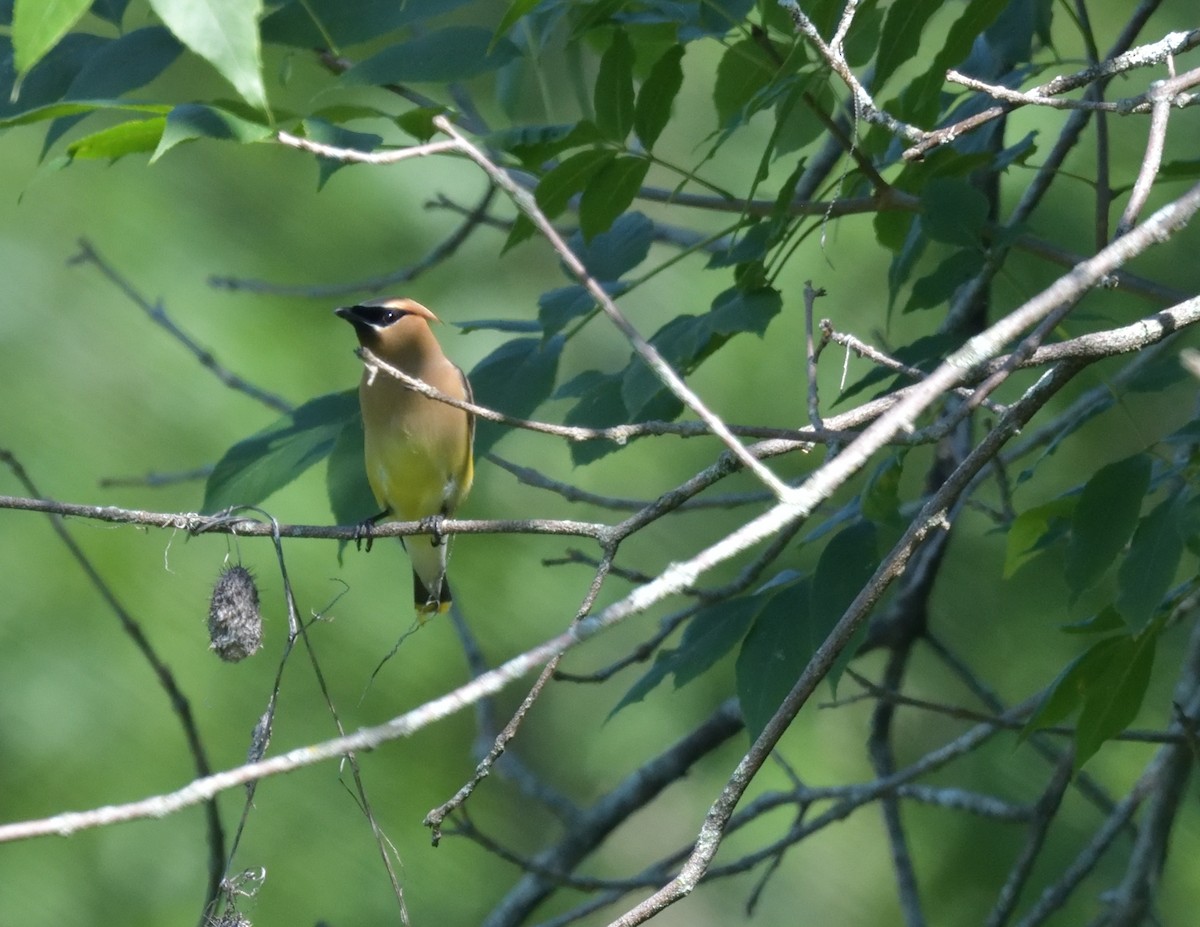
[3,3,1200,926]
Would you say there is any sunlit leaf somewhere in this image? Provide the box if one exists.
[148,0,267,111]
[42,27,183,151]
[11,0,91,82]
[66,117,165,160]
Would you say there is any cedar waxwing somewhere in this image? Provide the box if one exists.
[335,297,474,617]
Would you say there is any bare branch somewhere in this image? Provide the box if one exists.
[70,239,293,415]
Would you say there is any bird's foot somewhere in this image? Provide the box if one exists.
[420,514,447,547]
[353,519,375,552]
[354,508,390,552]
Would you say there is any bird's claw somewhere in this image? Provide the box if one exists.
[420,514,447,547]
[353,519,376,552]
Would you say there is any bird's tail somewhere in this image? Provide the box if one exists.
[413,569,452,620]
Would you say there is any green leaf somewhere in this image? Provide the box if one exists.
[502,213,537,253]
[561,371,680,466]
[842,0,883,68]
[0,33,107,122]
[61,27,182,99]
[262,0,474,47]
[1061,607,1125,635]
[494,0,542,46]
[1024,637,1120,736]
[569,210,654,280]
[1004,496,1076,578]
[873,0,940,90]
[772,79,824,156]
[921,178,989,246]
[621,286,782,418]
[713,38,777,128]
[614,595,764,716]
[937,0,1010,74]
[886,215,927,312]
[326,412,377,526]
[395,104,450,142]
[1074,626,1159,767]
[736,579,810,739]
[455,318,542,334]
[203,391,358,514]
[538,282,625,336]
[811,521,878,693]
[696,0,755,34]
[42,26,183,151]
[147,0,267,111]
[0,98,168,128]
[1065,454,1153,601]
[903,249,986,313]
[706,222,772,269]
[151,102,271,161]
[489,120,602,168]
[66,117,165,160]
[578,156,650,240]
[469,335,565,456]
[836,332,958,406]
[1115,491,1185,630]
[343,28,521,84]
[594,28,634,141]
[891,0,1008,124]
[301,117,382,189]
[12,0,91,82]
[861,455,904,526]
[535,148,615,218]
[634,44,684,150]
[91,0,132,27]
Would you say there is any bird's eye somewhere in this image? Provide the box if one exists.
[357,307,403,327]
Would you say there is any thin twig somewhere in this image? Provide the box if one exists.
[803,282,826,430]
[70,239,293,415]
[209,184,498,297]
[0,450,225,911]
